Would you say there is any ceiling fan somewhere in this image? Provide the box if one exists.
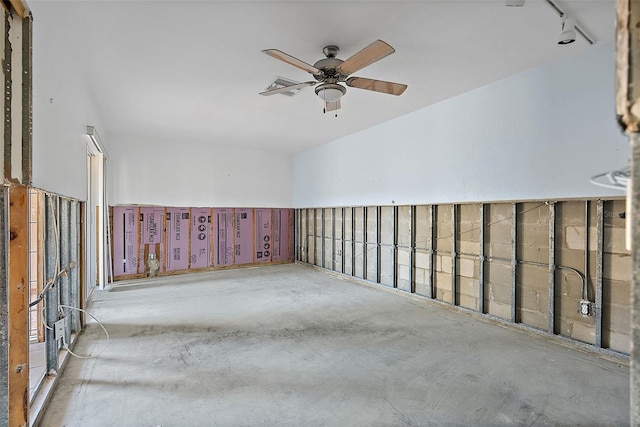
[259,39,408,114]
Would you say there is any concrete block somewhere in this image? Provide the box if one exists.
[439,255,452,273]
[520,309,548,330]
[565,226,587,251]
[458,276,479,297]
[518,222,549,248]
[556,247,585,271]
[571,321,595,345]
[459,258,476,278]
[435,271,450,284]
[520,202,546,223]
[518,245,548,264]
[415,282,430,297]
[397,249,410,266]
[398,264,410,282]
[488,281,512,305]
[603,279,631,307]
[518,264,549,292]
[603,200,626,227]
[489,242,511,260]
[603,253,631,282]
[606,331,631,354]
[459,240,480,256]
[487,300,512,320]
[487,203,512,224]
[556,271,583,299]
[380,270,394,287]
[435,234,452,252]
[415,267,426,284]
[380,258,393,281]
[486,262,512,286]
[458,293,478,311]
[518,287,542,312]
[558,201,586,226]
[556,318,573,337]
[397,278,411,292]
[604,303,631,334]
[604,226,629,255]
[436,288,453,304]
[415,251,430,269]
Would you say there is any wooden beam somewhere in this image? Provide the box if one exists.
[8,184,29,426]
[7,1,27,19]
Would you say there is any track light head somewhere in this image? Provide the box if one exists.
[558,16,576,45]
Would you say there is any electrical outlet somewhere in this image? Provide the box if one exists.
[54,318,66,341]
[578,300,593,316]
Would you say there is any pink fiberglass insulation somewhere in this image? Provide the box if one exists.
[138,207,165,273]
[190,208,211,269]
[272,209,293,262]
[165,208,190,272]
[112,206,139,277]
[214,208,234,266]
[234,208,254,265]
[254,208,272,263]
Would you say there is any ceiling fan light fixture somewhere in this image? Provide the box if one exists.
[315,83,346,102]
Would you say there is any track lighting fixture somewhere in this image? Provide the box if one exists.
[544,0,595,45]
[558,15,576,45]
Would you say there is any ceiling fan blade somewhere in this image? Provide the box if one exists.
[262,49,322,76]
[259,81,316,96]
[324,99,341,113]
[346,77,407,96]
[338,40,395,76]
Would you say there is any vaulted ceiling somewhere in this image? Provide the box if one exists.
[30,0,616,153]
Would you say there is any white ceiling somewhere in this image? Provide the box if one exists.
[30,0,616,154]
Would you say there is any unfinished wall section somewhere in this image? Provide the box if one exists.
[297,197,631,356]
[111,206,295,280]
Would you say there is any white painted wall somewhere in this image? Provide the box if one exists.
[107,133,293,208]
[31,2,107,200]
[293,42,629,208]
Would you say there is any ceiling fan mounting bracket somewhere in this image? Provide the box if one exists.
[323,45,339,58]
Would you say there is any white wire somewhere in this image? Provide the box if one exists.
[58,304,110,359]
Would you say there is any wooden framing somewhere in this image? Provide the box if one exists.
[8,184,28,426]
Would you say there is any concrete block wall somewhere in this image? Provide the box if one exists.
[297,197,630,355]
[397,206,412,293]
[434,205,454,304]
[457,204,481,311]
[602,200,630,353]
[485,203,513,320]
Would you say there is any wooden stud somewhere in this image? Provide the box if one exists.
[8,184,29,426]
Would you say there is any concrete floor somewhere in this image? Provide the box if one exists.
[39,263,629,426]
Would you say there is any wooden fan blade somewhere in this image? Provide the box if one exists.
[259,81,316,96]
[262,49,322,76]
[338,40,395,76]
[346,77,407,96]
[325,99,341,113]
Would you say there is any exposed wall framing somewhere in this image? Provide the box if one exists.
[297,198,631,357]
[110,206,295,281]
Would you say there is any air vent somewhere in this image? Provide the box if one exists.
[265,77,304,97]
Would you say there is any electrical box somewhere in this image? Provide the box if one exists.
[578,300,593,316]
[54,318,66,341]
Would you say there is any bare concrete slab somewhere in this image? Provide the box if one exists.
[38,264,629,426]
